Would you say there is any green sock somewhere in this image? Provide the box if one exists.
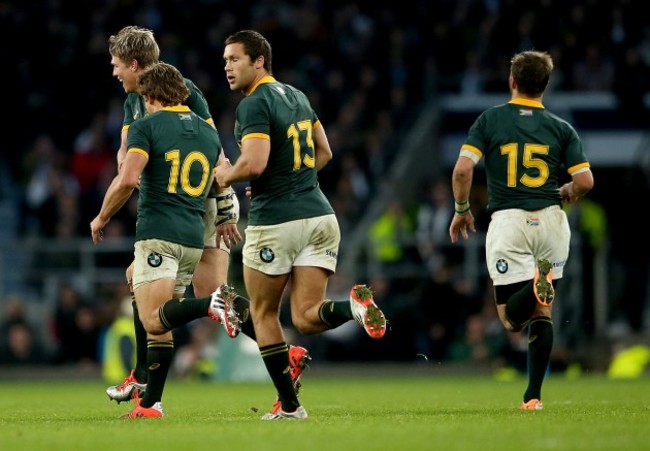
[140,339,173,408]
[132,298,148,383]
[158,296,211,330]
[524,317,553,402]
[233,295,256,341]
[318,300,353,328]
[505,281,537,326]
[260,343,299,412]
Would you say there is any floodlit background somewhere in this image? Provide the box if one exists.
[0,0,648,381]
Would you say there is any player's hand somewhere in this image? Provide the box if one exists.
[90,216,108,245]
[559,182,578,204]
[216,222,242,249]
[449,212,476,244]
[213,159,232,189]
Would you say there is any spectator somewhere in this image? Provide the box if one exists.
[102,296,137,385]
[572,44,616,92]
[368,197,417,274]
[51,283,101,366]
[417,257,477,362]
[0,296,50,365]
[19,134,79,237]
[172,320,219,380]
[416,177,455,273]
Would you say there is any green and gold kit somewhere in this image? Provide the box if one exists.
[234,76,333,226]
[461,99,590,213]
[127,105,221,248]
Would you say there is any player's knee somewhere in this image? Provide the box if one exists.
[291,310,320,335]
[140,310,166,335]
[292,317,314,335]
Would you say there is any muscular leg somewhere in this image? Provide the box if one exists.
[523,301,554,403]
[289,266,333,334]
[245,267,288,347]
[495,280,554,404]
[192,248,228,297]
[133,278,177,408]
[244,266,298,411]
[126,261,149,383]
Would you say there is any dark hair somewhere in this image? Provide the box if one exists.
[224,29,273,74]
[510,50,553,96]
[136,62,190,106]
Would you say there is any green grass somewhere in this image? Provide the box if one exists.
[0,372,647,451]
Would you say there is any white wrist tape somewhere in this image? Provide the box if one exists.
[216,187,240,225]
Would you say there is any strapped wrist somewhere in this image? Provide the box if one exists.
[454,200,470,215]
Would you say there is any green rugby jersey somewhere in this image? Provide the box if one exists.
[234,76,334,226]
[461,98,590,213]
[122,78,212,128]
[122,77,219,198]
[127,105,221,248]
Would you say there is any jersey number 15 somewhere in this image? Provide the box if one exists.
[501,143,550,188]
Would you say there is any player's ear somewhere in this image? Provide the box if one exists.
[508,74,516,91]
[255,55,264,70]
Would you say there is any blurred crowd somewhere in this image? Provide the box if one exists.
[1,0,649,376]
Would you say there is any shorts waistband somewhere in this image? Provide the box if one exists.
[491,205,561,218]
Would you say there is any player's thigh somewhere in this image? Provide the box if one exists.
[535,206,571,279]
[193,248,229,297]
[289,266,330,316]
[243,265,288,314]
[203,197,217,247]
[125,260,135,290]
[133,239,202,297]
[242,222,299,275]
[486,209,535,285]
[134,278,177,318]
[293,214,340,273]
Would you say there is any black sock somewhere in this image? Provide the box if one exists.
[524,317,553,402]
[505,281,537,326]
[132,298,148,383]
[233,295,256,341]
[140,339,173,408]
[318,300,353,329]
[260,343,299,412]
[158,296,211,330]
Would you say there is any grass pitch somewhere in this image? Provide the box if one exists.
[0,369,647,451]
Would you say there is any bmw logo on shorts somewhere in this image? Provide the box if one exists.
[260,247,275,263]
[496,258,508,274]
[148,252,163,267]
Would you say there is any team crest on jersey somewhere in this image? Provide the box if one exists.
[259,247,275,263]
[496,258,508,274]
[148,252,163,267]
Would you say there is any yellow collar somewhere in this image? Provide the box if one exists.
[245,75,276,96]
[508,98,544,109]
